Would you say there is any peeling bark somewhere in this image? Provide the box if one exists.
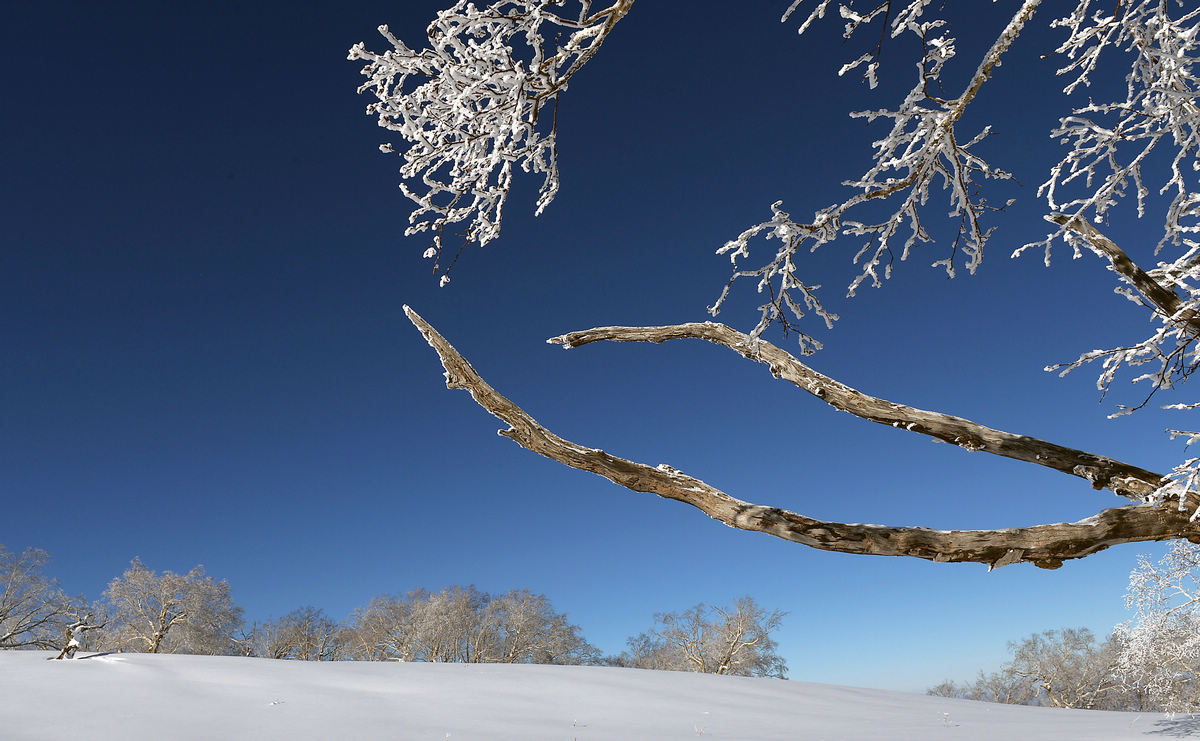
[405,306,1200,569]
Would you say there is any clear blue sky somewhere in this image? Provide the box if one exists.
[2,1,1187,691]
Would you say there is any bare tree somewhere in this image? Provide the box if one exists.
[929,627,1133,710]
[0,546,82,651]
[928,671,1037,707]
[1008,628,1124,709]
[489,589,598,665]
[347,585,595,664]
[620,597,787,678]
[101,558,243,655]
[364,1,1200,566]
[348,591,425,662]
[247,606,348,661]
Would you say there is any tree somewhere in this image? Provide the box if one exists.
[1007,628,1124,709]
[347,585,595,664]
[359,1,1200,566]
[928,627,1129,709]
[0,546,84,651]
[1115,541,1200,711]
[618,597,787,678]
[101,559,243,655]
[247,606,349,661]
[488,588,598,665]
[348,591,424,662]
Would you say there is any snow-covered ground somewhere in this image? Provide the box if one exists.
[1,651,1189,740]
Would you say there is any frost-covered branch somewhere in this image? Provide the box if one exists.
[1016,3,1200,401]
[712,1,1038,346]
[1033,1,1200,256]
[1042,216,1200,418]
[350,0,633,284]
[405,306,1200,569]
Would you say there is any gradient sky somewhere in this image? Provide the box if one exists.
[3,1,1190,692]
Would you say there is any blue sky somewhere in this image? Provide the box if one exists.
[2,1,1189,691]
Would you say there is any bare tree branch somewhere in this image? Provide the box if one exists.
[548,321,1164,501]
[405,306,1200,570]
[1048,213,1200,336]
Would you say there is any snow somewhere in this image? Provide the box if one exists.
[0,651,1183,740]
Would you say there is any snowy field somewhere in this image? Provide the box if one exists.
[1,651,1192,740]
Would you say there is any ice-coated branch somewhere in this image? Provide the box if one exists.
[405,306,1200,569]
[1034,1,1200,256]
[1039,213,1200,441]
[1015,2,1200,412]
[714,1,1039,344]
[350,0,633,284]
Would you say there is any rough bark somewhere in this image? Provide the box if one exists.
[405,306,1200,569]
[548,322,1164,501]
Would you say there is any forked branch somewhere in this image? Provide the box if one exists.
[405,306,1199,569]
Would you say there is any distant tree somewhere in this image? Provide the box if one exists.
[929,627,1129,710]
[1007,628,1124,709]
[0,545,84,651]
[348,586,595,664]
[619,597,787,678]
[489,589,598,665]
[1115,541,1200,711]
[101,558,243,655]
[927,669,1037,707]
[410,585,491,663]
[248,606,349,661]
[348,591,424,662]
[368,0,1200,567]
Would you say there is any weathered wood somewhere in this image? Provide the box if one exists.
[405,306,1200,569]
[548,322,1164,501]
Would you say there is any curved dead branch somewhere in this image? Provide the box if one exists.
[405,306,1199,570]
[549,322,1164,501]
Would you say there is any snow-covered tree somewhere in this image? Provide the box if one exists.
[928,627,1132,709]
[359,1,1200,567]
[1007,628,1124,709]
[0,546,86,651]
[1115,541,1200,711]
[101,559,243,655]
[618,597,787,678]
[347,585,595,664]
[246,606,349,661]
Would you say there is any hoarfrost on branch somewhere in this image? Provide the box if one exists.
[365,1,1200,563]
[349,0,633,282]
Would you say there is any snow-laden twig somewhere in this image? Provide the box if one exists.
[712,1,1036,345]
[1017,2,1200,402]
[350,1,633,283]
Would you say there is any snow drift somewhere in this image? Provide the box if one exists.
[0,651,1186,740]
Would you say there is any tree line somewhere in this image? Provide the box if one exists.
[0,545,787,677]
[930,541,1200,712]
